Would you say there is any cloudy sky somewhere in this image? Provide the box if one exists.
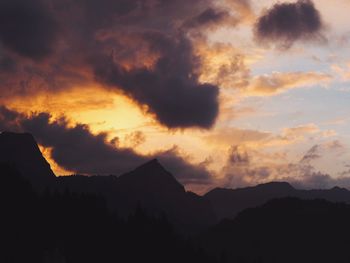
[1,0,350,193]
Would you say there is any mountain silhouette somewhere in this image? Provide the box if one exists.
[0,163,217,263]
[0,132,55,188]
[0,132,215,232]
[114,158,216,231]
[5,131,350,230]
[204,182,296,219]
[56,159,216,233]
[205,182,350,220]
[117,158,185,194]
[5,131,350,262]
[198,197,350,263]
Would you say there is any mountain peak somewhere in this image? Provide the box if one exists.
[134,158,164,172]
[0,132,55,184]
[118,158,184,193]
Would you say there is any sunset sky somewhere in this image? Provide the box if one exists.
[1,0,350,193]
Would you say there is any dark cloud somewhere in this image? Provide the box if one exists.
[228,145,250,165]
[289,172,350,190]
[0,0,230,129]
[183,8,231,30]
[0,56,17,72]
[300,145,321,164]
[255,0,324,48]
[19,112,147,175]
[94,32,219,128]
[0,105,21,131]
[77,0,137,28]
[0,0,58,59]
[0,106,212,187]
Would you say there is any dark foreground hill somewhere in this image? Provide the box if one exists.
[198,197,350,263]
[0,164,216,263]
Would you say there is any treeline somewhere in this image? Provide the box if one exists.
[0,164,216,263]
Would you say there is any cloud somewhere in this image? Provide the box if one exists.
[0,0,248,129]
[183,0,254,31]
[221,139,349,189]
[183,8,232,30]
[0,0,58,60]
[324,140,344,151]
[18,112,147,175]
[332,62,350,81]
[282,123,320,140]
[300,140,345,165]
[122,131,146,148]
[246,71,332,96]
[225,0,255,23]
[228,145,250,165]
[221,145,270,187]
[300,145,321,164]
[93,32,219,128]
[197,42,251,90]
[0,106,212,188]
[264,123,337,148]
[288,172,350,189]
[255,0,325,48]
[0,106,21,131]
[203,127,271,147]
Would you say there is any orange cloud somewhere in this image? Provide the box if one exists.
[245,71,332,96]
[203,127,271,147]
[262,124,337,147]
[332,62,350,81]
[196,42,251,89]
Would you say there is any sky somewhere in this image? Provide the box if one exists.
[1,0,350,193]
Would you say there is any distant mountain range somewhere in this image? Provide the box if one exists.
[2,131,350,229]
[204,182,350,219]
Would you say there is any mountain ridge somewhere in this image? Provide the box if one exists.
[204,181,350,220]
[4,131,350,227]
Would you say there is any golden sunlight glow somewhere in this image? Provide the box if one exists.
[39,145,72,175]
[7,85,152,134]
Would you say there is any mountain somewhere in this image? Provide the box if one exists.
[114,159,216,231]
[0,132,55,187]
[205,182,350,220]
[198,198,350,263]
[5,131,350,232]
[0,131,215,232]
[0,163,217,263]
[204,182,296,220]
[56,159,216,233]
